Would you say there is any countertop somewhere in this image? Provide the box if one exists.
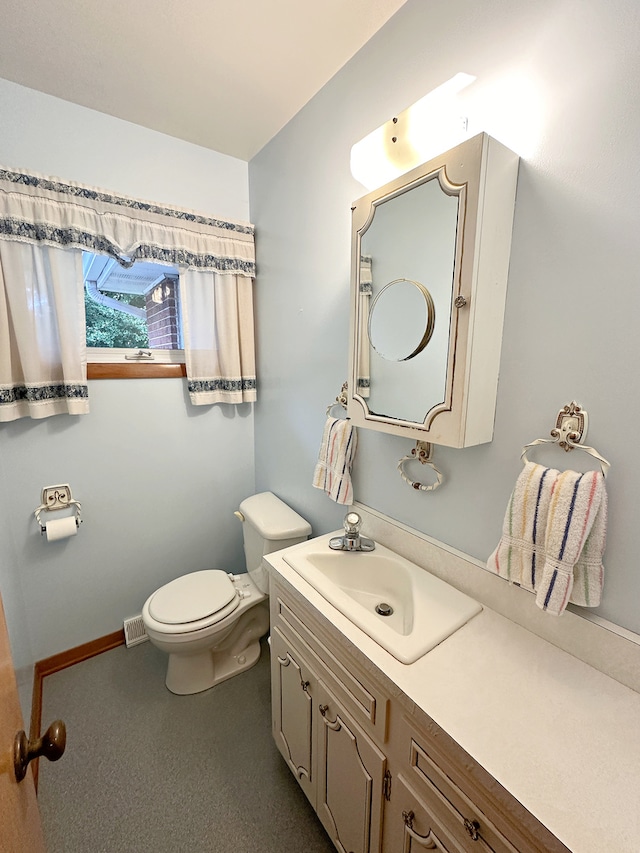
[266,538,640,853]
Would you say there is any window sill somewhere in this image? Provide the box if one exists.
[88,363,187,379]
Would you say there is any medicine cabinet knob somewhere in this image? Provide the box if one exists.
[14,719,66,782]
[454,295,467,308]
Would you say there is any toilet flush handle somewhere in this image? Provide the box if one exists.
[234,511,245,522]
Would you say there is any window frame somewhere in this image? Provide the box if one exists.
[87,347,186,379]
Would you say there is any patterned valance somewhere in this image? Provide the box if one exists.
[0,167,255,275]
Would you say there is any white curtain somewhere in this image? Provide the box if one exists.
[181,269,256,405]
[0,165,257,417]
[0,241,88,421]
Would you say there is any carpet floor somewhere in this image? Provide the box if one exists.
[37,638,335,852]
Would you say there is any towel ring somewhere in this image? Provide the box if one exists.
[397,441,444,492]
[520,402,610,478]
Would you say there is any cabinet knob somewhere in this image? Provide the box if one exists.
[463,817,481,841]
[319,704,329,716]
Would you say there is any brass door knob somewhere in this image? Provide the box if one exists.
[14,719,66,782]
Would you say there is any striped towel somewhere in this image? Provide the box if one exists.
[312,416,357,505]
[487,462,607,615]
[536,469,606,614]
[487,462,560,589]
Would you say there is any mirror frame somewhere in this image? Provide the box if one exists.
[347,133,519,448]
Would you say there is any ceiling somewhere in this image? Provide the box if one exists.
[0,0,408,161]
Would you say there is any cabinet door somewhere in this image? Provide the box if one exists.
[270,627,316,806]
[315,681,386,853]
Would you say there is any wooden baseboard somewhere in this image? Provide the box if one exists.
[30,629,125,790]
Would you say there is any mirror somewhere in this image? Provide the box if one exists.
[368,278,435,362]
[348,133,519,448]
[361,172,459,423]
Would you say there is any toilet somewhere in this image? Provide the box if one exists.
[142,492,311,694]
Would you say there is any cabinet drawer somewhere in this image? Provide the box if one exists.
[406,737,517,853]
[272,584,389,742]
[388,774,478,853]
[401,724,568,853]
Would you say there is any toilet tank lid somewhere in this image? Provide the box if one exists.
[239,492,312,540]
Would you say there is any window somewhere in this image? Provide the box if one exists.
[83,253,186,378]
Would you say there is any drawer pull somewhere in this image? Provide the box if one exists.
[318,703,341,731]
[402,810,440,849]
[463,817,481,841]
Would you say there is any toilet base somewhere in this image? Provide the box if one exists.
[164,600,270,695]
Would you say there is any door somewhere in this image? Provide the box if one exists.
[0,591,46,853]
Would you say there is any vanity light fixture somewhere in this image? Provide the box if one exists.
[350,72,476,190]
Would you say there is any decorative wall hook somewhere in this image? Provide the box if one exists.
[397,441,444,492]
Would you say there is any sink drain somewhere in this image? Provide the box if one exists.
[375,603,394,617]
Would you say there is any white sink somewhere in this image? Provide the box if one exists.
[282,534,482,664]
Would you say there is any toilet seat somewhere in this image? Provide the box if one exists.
[146,570,240,633]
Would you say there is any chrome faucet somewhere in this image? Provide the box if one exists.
[329,511,375,552]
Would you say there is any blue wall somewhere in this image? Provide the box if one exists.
[0,79,256,678]
[249,0,640,635]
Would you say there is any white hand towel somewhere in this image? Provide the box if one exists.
[536,469,606,615]
[312,416,357,505]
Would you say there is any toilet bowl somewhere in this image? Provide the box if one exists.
[141,493,311,694]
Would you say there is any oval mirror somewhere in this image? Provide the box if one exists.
[368,278,435,362]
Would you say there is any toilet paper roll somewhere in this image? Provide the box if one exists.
[45,516,78,542]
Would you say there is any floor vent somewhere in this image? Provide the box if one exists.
[123,615,148,648]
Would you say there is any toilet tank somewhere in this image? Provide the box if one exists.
[239,492,312,593]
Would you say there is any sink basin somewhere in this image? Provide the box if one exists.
[282,534,481,664]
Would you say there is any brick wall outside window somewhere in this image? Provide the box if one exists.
[145,277,180,349]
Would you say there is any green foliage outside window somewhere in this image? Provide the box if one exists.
[85,291,149,348]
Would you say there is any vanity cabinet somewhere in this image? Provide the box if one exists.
[269,572,569,853]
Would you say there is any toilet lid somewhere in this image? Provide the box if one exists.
[148,570,237,624]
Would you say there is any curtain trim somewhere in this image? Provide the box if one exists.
[0,217,256,274]
[0,168,254,236]
[187,377,257,405]
[0,382,89,404]
[188,378,256,394]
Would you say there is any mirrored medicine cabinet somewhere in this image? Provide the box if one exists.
[347,132,519,448]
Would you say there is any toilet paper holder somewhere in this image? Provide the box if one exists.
[34,484,82,534]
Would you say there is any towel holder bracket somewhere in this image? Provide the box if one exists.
[521,401,610,477]
[551,401,588,451]
[326,381,349,417]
